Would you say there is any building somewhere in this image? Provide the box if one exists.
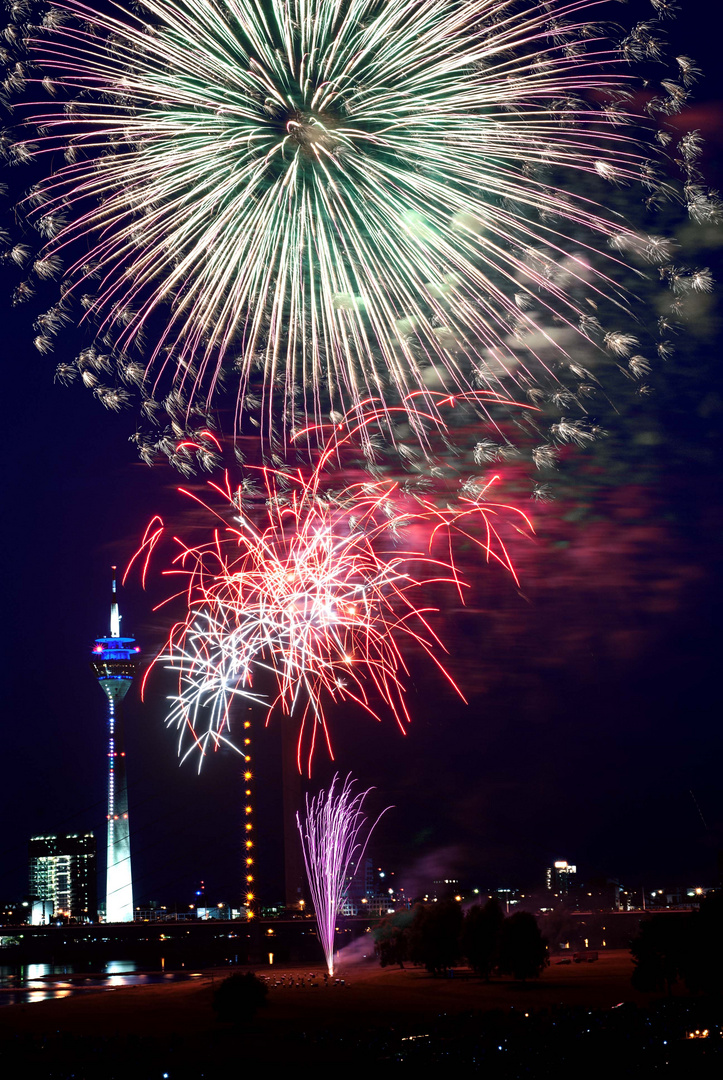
[346,857,379,905]
[340,859,410,915]
[546,860,577,896]
[91,569,139,923]
[28,833,97,923]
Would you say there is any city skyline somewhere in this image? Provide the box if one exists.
[0,0,721,913]
[1,432,720,907]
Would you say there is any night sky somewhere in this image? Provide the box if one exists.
[1,0,721,912]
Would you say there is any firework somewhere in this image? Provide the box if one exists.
[297,774,389,975]
[129,406,533,772]
[5,0,715,461]
[159,607,266,766]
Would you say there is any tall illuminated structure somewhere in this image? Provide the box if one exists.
[91,569,139,923]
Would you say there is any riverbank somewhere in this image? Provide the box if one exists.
[1,951,720,1074]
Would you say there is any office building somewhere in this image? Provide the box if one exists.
[28,832,96,923]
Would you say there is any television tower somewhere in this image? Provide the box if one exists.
[91,568,139,923]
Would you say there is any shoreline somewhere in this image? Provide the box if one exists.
[0,950,665,1036]
[2,951,718,1073]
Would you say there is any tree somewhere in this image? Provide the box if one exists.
[373,909,414,968]
[631,893,723,997]
[407,901,463,976]
[498,911,547,982]
[212,972,268,1023]
[630,915,686,995]
[461,899,504,980]
[685,891,723,996]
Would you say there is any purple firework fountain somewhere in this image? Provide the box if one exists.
[297,774,389,975]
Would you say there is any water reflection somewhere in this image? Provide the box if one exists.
[105,960,136,975]
[25,963,51,981]
[0,960,199,1007]
[23,989,73,1005]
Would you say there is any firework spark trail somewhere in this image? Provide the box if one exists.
[128,401,533,773]
[297,774,390,975]
[5,0,712,457]
[158,613,267,767]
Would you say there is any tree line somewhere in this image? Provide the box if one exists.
[374,898,547,980]
[631,891,723,996]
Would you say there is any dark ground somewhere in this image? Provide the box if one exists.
[1,952,722,1074]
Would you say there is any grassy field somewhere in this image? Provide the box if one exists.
[0,949,671,1064]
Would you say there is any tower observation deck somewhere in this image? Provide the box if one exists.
[91,569,139,923]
